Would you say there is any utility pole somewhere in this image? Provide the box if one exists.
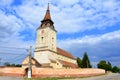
[28,46,32,78]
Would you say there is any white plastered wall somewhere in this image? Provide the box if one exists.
[34,51,50,64]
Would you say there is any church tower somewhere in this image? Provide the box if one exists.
[32,4,77,68]
[35,4,56,52]
[34,4,57,65]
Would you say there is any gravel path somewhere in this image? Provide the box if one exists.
[59,73,120,80]
[0,76,23,80]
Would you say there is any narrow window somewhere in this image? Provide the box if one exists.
[41,37,44,41]
[52,37,54,41]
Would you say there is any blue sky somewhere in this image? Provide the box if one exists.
[0,0,120,67]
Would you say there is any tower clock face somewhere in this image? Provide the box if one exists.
[41,30,44,34]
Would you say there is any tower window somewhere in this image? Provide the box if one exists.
[47,23,50,26]
[41,37,44,41]
[52,37,54,42]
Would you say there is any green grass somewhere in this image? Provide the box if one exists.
[24,77,58,80]
[24,76,80,80]
[24,74,106,80]
[24,76,79,80]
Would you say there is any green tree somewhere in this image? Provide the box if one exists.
[11,64,16,67]
[97,60,106,70]
[15,64,21,67]
[4,62,10,66]
[81,52,92,68]
[97,60,113,73]
[112,66,120,73]
[107,62,112,71]
[76,57,82,68]
[4,62,21,67]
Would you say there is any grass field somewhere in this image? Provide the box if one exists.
[24,77,58,80]
[24,74,106,80]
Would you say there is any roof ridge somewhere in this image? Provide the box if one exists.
[57,47,76,59]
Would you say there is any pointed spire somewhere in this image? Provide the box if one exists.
[43,3,51,20]
[47,3,50,11]
[38,3,56,31]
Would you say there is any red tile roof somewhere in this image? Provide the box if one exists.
[31,57,41,66]
[58,60,78,68]
[43,3,51,20]
[57,48,76,60]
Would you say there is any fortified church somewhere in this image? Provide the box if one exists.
[22,4,77,68]
[0,4,105,78]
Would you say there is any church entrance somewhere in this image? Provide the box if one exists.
[25,68,32,77]
[25,68,29,77]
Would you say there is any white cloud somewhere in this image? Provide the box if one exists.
[57,30,120,66]
[0,7,35,50]
[0,0,13,6]
[59,0,79,6]
[2,0,118,34]
[0,0,120,48]
[52,0,120,33]
[0,10,25,41]
[14,5,41,26]
[58,30,120,46]
[0,0,120,66]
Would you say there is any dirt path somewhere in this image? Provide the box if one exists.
[59,73,120,80]
[0,76,23,80]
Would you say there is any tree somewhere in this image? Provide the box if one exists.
[77,57,82,68]
[112,66,120,73]
[4,62,21,67]
[81,52,92,68]
[11,64,16,67]
[107,62,112,71]
[4,62,10,66]
[97,60,113,73]
[97,60,108,72]
[16,64,21,67]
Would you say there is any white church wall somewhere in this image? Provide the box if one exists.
[34,51,50,64]
[51,52,76,64]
